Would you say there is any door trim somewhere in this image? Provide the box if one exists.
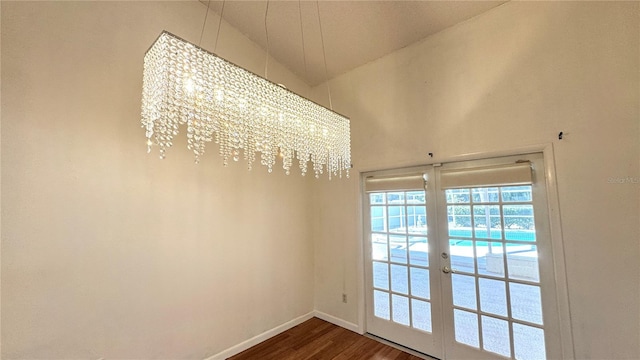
[357,143,574,359]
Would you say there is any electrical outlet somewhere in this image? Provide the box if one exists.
[342,293,348,303]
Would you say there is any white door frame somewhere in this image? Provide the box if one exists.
[356,143,574,359]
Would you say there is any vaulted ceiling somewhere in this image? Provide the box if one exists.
[201,0,507,86]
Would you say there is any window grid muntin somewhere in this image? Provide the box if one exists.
[370,189,431,333]
[446,185,545,359]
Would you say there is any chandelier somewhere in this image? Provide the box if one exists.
[141,31,351,179]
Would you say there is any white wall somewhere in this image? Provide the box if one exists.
[312,2,640,359]
[1,1,315,358]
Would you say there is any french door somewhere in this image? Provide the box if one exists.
[364,153,565,359]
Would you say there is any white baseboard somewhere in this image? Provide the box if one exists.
[204,311,315,360]
[203,310,362,360]
[313,310,362,334]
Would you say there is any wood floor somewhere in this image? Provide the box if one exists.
[227,317,426,360]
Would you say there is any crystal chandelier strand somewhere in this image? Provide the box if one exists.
[141,31,351,178]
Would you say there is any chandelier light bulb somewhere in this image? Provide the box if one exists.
[184,77,196,94]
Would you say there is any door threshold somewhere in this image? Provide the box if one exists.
[364,333,440,360]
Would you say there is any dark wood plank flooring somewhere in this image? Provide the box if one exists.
[227,317,425,360]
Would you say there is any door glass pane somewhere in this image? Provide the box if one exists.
[406,191,425,204]
[371,234,388,261]
[407,206,427,235]
[473,205,501,239]
[374,290,390,320]
[513,323,546,360]
[389,235,408,264]
[482,316,511,357]
[448,205,471,238]
[479,278,507,317]
[372,262,389,290]
[507,245,540,282]
[454,309,479,348]
[446,188,470,203]
[510,283,543,325]
[501,186,532,202]
[408,236,428,267]
[410,267,430,299]
[503,205,535,241]
[411,299,432,332]
[452,274,477,310]
[370,193,386,204]
[388,206,407,233]
[450,239,475,274]
[392,294,410,326]
[390,264,408,295]
[478,242,505,277]
[371,206,387,232]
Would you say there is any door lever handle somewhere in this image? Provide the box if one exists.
[442,266,456,274]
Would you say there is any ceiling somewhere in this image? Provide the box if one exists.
[201,1,507,86]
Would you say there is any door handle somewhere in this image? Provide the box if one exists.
[442,266,455,274]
